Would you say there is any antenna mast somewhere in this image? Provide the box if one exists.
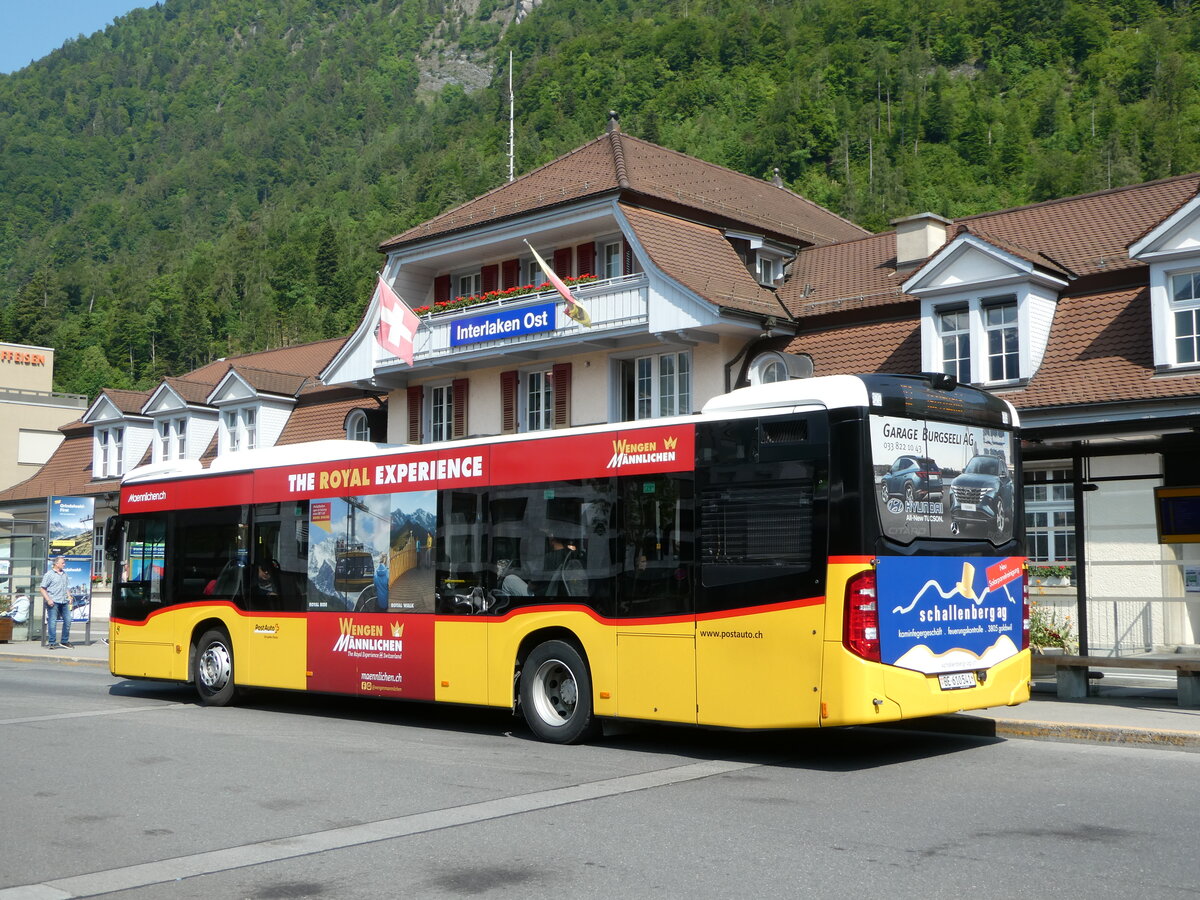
[508,51,515,182]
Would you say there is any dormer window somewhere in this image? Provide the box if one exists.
[931,296,1020,385]
[1171,270,1200,364]
[938,308,971,382]
[985,301,1019,381]
[757,255,781,286]
[96,426,124,478]
[347,410,371,441]
[156,417,188,463]
[222,407,258,453]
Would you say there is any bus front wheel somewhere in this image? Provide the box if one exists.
[520,640,599,744]
[194,629,237,706]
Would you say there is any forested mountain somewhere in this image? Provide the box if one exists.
[2,0,1199,395]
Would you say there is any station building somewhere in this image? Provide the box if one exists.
[323,116,1200,655]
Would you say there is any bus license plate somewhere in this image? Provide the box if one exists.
[938,672,977,691]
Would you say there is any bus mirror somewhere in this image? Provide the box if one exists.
[104,516,123,561]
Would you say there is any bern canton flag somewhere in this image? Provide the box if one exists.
[524,240,592,327]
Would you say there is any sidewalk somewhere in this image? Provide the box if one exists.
[3,634,1200,750]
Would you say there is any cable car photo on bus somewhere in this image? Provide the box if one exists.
[105,373,1030,744]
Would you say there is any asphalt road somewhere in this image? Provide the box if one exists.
[3,660,1199,899]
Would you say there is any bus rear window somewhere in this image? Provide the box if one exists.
[870,415,1016,544]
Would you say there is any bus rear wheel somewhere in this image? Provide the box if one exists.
[520,640,599,744]
[194,629,237,706]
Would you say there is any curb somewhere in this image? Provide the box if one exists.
[892,712,1200,752]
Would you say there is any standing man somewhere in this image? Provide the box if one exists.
[40,556,71,649]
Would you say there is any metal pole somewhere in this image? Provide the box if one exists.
[1072,443,1090,655]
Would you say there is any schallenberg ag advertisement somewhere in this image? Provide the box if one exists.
[871,415,1015,542]
[876,556,1023,674]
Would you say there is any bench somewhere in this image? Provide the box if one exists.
[1052,654,1200,708]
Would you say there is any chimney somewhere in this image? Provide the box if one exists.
[891,212,952,268]
[607,110,620,134]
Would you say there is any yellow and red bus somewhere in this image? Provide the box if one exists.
[106,373,1030,743]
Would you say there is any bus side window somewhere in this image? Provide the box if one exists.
[171,507,248,605]
[113,515,166,622]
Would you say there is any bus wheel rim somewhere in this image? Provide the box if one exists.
[199,643,232,691]
[531,659,577,725]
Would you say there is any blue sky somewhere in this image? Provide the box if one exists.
[0,2,147,75]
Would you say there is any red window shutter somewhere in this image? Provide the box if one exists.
[576,243,595,278]
[501,258,521,290]
[551,363,572,429]
[481,264,499,294]
[552,248,573,278]
[452,378,469,439]
[500,370,518,434]
[406,386,423,444]
[622,240,633,276]
[433,275,451,303]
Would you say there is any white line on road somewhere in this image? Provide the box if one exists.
[0,758,756,900]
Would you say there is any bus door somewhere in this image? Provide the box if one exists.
[110,514,174,679]
[615,474,695,723]
[694,416,828,729]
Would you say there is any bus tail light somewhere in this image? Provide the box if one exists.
[844,569,880,662]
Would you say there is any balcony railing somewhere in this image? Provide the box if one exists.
[405,274,649,361]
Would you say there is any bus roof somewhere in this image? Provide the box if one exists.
[121,373,1015,485]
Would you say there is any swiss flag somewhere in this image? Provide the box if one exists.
[376,275,419,366]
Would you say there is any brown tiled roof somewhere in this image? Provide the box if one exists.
[958,173,1200,278]
[789,318,922,377]
[619,205,782,317]
[780,232,906,317]
[381,131,867,251]
[223,366,311,399]
[1010,287,1200,409]
[185,337,345,383]
[161,376,219,403]
[278,393,384,445]
[0,425,116,502]
[783,174,1200,318]
[99,388,153,416]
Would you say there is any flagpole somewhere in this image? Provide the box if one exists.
[508,51,515,183]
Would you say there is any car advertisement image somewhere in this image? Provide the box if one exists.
[877,555,1024,675]
[870,416,1015,542]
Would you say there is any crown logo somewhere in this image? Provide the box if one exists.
[390,621,404,638]
[664,435,678,450]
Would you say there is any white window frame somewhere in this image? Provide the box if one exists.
[429,384,454,443]
[221,406,259,454]
[984,300,1019,382]
[524,369,554,432]
[937,306,972,383]
[602,242,622,279]
[924,293,1025,386]
[347,410,371,441]
[1166,268,1200,367]
[1024,466,1075,572]
[155,416,188,463]
[457,272,481,299]
[95,426,125,478]
[616,350,692,421]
